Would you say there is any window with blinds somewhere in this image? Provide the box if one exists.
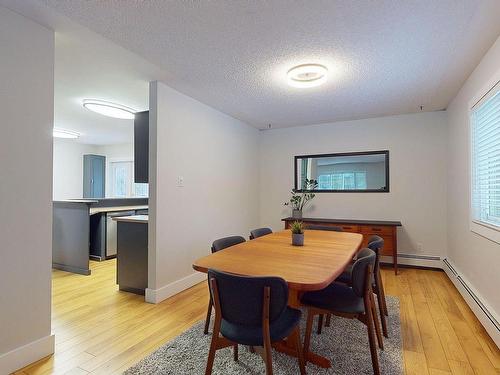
[471,81,500,230]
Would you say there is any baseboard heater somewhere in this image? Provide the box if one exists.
[443,258,500,333]
[398,253,441,261]
[380,253,442,269]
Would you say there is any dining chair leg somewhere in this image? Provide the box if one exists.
[263,339,273,375]
[233,344,238,361]
[378,272,389,317]
[316,314,324,334]
[203,299,213,334]
[303,308,315,362]
[290,327,306,375]
[364,297,381,375]
[370,292,384,350]
[376,289,388,338]
[325,313,331,327]
[204,313,220,375]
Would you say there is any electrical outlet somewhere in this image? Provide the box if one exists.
[177,176,184,187]
[416,243,423,252]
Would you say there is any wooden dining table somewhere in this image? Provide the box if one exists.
[192,229,363,368]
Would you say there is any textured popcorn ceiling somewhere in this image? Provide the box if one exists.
[35,0,500,128]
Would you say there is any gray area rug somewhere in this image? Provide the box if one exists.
[125,297,402,374]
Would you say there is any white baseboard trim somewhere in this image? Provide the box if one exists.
[145,272,206,304]
[442,259,500,348]
[381,252,443,269]
[0,334,54,374]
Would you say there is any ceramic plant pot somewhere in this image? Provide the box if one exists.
[292,233,304,246]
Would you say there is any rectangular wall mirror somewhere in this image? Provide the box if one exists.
[295,150,389,192]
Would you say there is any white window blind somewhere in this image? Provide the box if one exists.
[471,81,500,230]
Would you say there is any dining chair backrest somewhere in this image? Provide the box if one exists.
[249,227,273,240]
[306,224,343,232]
[368,235,384,253]
[367,235,384,277]
[350,248,376,297]
[207,269,288,327]
[211,236,246,253]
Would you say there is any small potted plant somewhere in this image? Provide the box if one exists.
[290,221,305,246]
[284,179,318,219]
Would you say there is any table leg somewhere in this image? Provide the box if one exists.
[274,339,331,368]
[281,289,331,368]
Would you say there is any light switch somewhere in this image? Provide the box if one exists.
[177,176,184,187]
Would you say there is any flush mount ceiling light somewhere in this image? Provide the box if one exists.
[287,64,328,88]
[53,128,80,139]
[82,99,136,119]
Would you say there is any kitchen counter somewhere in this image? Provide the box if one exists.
[112,214,148,223]
[54,199,98,204]
[52,198,149,275]
[90,206,148,215]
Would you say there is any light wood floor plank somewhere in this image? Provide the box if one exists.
[429,368,452,375]
[407,269,451,372]
[427,272,498,375]
[398,271,425,353]
[420,272,470,364]
[448,359,476,375]
[404,350,430,375]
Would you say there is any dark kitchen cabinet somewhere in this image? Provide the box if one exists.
[134,111,149,183]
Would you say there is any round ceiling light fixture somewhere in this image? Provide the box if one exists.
[82,99,136,119]
[287,64,328,88]
[53,128,80,139]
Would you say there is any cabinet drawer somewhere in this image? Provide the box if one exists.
[339,224,359,232]
[360,225,393,235]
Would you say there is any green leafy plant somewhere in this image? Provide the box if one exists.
[290,221,304,234]
[284,179,318,211]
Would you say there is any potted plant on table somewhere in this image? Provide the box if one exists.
[284,179,318,219]
[290,221,305,246]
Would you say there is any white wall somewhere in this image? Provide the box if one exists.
[53,139,97,200]
[147,81,259,302]
[52,140,134,200]
[446,36,500,319]
[259,112,448,259]
[0,6,55,373]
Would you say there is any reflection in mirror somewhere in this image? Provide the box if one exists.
[295,151,389,192]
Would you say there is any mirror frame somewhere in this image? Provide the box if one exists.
[294,150,390,193]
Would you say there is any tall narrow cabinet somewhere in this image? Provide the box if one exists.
[83,154,105,198]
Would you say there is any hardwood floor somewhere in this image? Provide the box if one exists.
[16,260,500,375]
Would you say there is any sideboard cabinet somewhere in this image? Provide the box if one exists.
[282,217,402,274]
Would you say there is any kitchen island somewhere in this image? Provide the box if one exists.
[53,200,97,275]
[52,198,148,275]
[113,215,148,295]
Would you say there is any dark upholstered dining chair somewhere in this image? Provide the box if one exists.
[203,236,246,334]
[301,248,383,375]
[205,269,306,375]
[334,235,388,337]
[249,227,273,240]
[306,224,343,232]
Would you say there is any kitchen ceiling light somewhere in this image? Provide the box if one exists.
[82,99,136,119]
[287,64,328,88]
[53,128,80,139]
